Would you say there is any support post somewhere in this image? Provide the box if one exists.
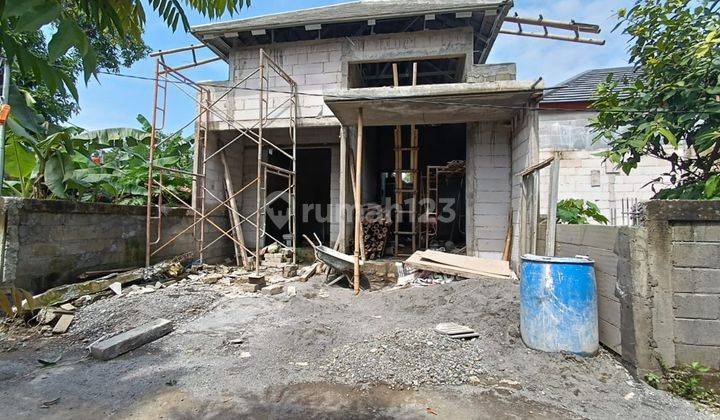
[338,126,348,252]
[545,153,560,256]
[221,150,248,267]
[255,51,266,275]
[353,109,364,294]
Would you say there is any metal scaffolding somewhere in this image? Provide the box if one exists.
[145,48,298,274]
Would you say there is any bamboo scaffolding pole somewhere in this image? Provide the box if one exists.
[353,108,364,294]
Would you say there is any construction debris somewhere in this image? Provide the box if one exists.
[89,318,174,361]
[359,214,391,260]
[52,314,74,334]
[404,250,515,280]
[28,258,189,309]
[299,262,321,282]
[435,322,480,339]
[261,284,284,296]
[109,282,122,296]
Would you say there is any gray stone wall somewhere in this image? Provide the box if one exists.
[617,200,720,373]
[0,198,230,294]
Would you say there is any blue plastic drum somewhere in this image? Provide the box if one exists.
[520,255,599,356]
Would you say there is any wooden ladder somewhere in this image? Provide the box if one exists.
[392,62,419,256]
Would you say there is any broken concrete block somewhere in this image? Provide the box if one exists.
[247,274,266,285]
[59,303,76,312]
[37,308,58,325]
[109,282,122,296]
[286,285,297,297]
[264,253,284,263]
[90,318,173,361]
[52,314,74,334]
[283,265,298,278]
[261,284,284,296]
[201,273,223,284]
[239,283,262,293]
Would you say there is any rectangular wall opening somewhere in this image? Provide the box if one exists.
[348,57,465,88]
[361,123,467,255]
[266,147,332,246]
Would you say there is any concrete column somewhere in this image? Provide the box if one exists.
[338,126,348,252]
[617,226,658,375]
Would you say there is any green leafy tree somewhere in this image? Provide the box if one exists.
[591,0,720,199]
[0,0,249,121]
[556,199,609,225]
[3,112,192,205]
[10,19,148,124]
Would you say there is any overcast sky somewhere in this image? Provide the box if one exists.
[69,0,634,131]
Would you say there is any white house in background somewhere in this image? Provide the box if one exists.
[537,67,671,224]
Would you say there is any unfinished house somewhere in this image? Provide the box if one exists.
[145,0,606,274]
[537,67,672,224]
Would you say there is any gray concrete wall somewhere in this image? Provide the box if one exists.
[617,200,720,374]
[205,28,525,130]
[0,198,229,294]
[466,122,512,260]
[537,110,672,224]
[537,222,622,355]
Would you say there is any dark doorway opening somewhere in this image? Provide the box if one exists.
[266,148,332,246]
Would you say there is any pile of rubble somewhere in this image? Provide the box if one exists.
[1,246,311,341]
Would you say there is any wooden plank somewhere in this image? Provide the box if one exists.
[518,156,554,177]
[405,252,513,280]
[545,154,560,256]
[419,250,513,278]
[337,126,348,252]
[599,319,622,355]
[221,150,248,267]
[353,108,364,294]
[598,295,621,327]
[52,314,74,334]
[90,319,174,361]
[555,225,620,250]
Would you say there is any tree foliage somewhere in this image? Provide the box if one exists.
[10,14,149,124]
[591,0,720,199]
[556,199,609,225]
[0,0,249,115]
[3,114,193,205]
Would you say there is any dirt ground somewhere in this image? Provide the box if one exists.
[0,271,715,419]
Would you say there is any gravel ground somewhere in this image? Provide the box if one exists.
[0,269,715,419]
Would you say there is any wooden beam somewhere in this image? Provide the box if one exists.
[221,150,249,267]
[545,153,561,257]
[353,109,364,294]
[337,126,348,253]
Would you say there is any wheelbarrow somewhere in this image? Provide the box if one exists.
[303,234,363,286]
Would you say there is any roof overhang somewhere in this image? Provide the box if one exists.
[324,81,544,126]
[191,1,511,64]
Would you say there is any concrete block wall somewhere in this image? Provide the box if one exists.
[538,110,672,223]
[467,63,516,83]
[537,223,623,355]
[213,28,474,128]
[617,200,720,374]
[670,222,720,367]
[203,127,342,249]
[0,198,229,294]
[466,122,512,260]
